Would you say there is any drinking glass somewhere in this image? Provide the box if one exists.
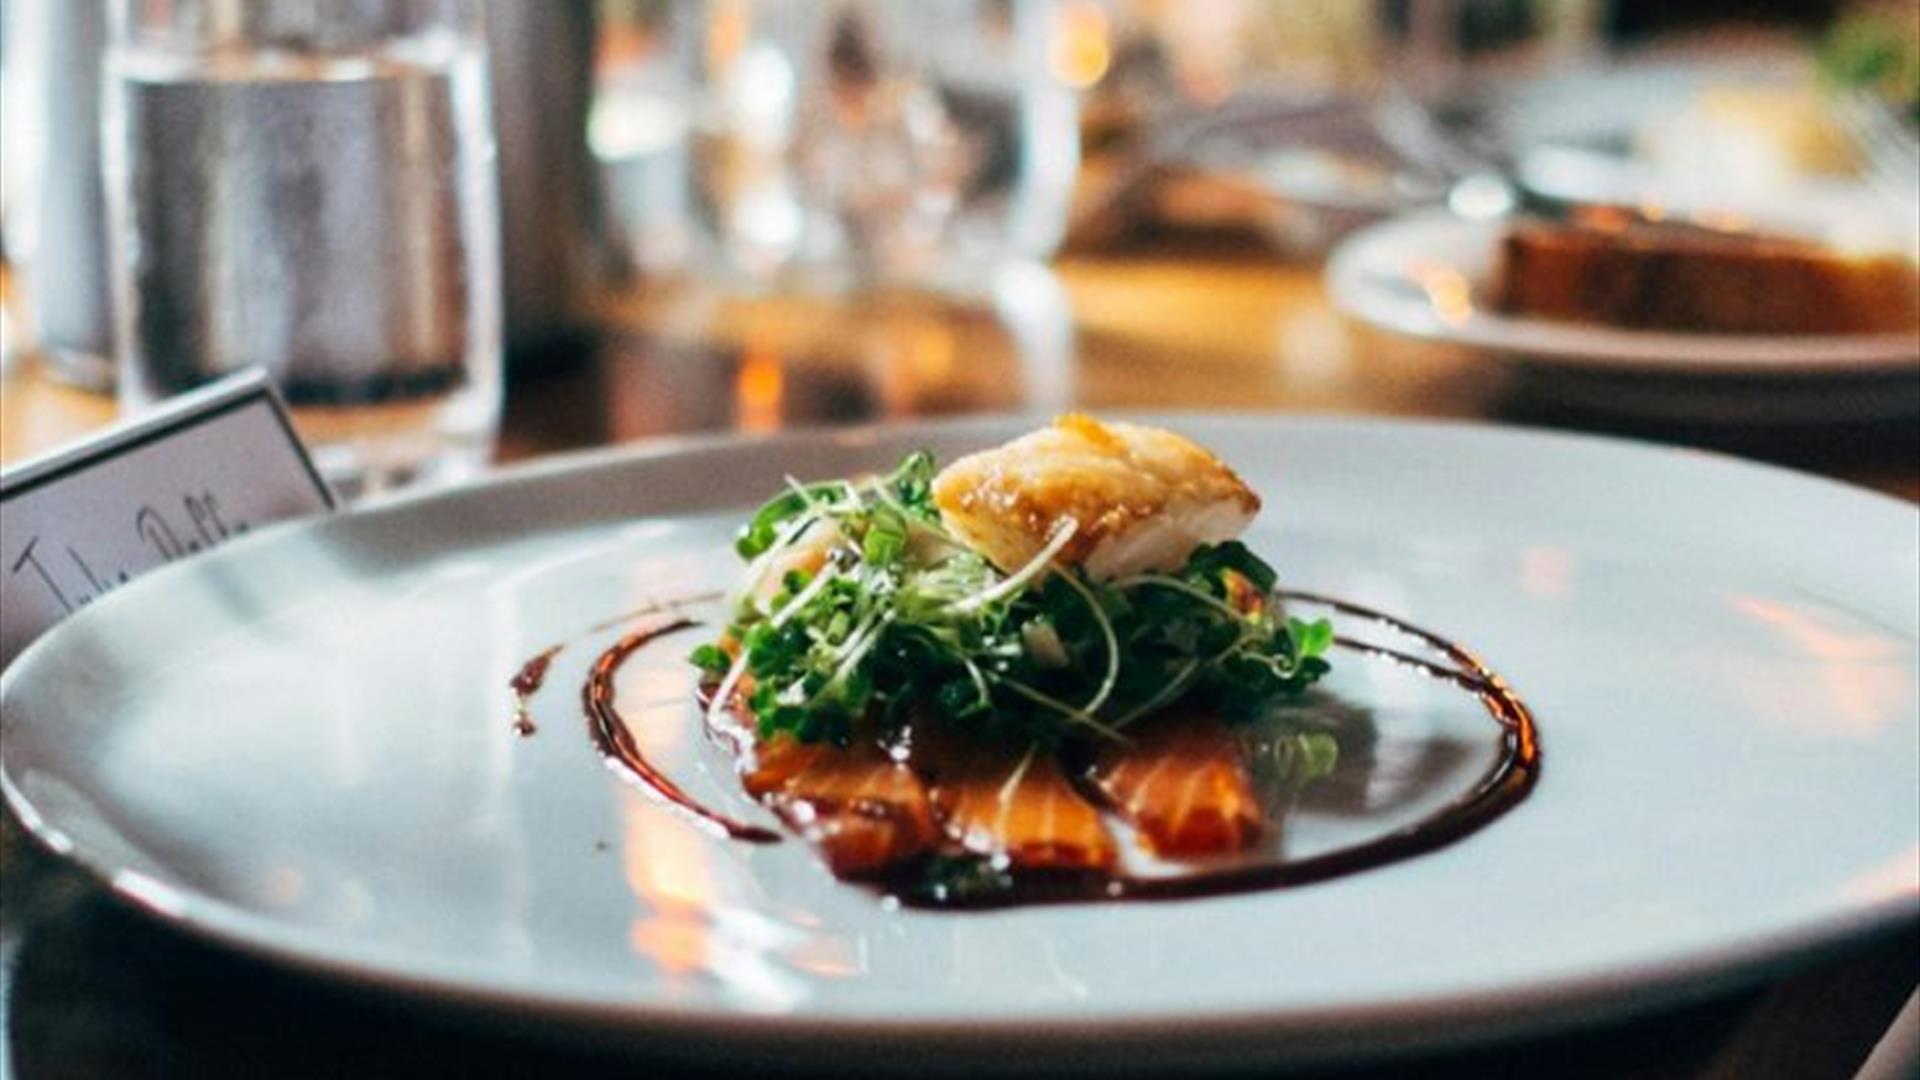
[1,0,116,390]
[1373,0,1610,207]
[102,0,502,497]
[678,0,1082,295]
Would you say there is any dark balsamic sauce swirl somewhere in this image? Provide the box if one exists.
[582,617,781,844]
[572,591,1541,908]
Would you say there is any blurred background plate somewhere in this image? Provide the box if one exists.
[1491,53,1920,242]
[1326,212,1920,422]
[1327,212,1920,373]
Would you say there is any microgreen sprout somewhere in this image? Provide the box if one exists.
[693,452,1334,746]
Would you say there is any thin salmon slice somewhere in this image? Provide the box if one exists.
[740,734,940,877]
[911,725,1117,871]
[1091,706,1263,857]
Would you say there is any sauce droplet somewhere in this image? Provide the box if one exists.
[509,644,562,737]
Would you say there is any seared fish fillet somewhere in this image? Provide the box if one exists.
[931,414,1259,580]
[1090,705,1263,858]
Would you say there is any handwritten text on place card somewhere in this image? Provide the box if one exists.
[0,371,335,667]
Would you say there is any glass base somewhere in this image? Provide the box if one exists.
[308,438,493,504]
[287,395,498,504]
[37,345,117,393]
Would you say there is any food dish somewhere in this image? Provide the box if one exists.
[1492,212,1919,337]
[665,416,1531,905]
[1328,211,1920,374]
[1327,211,1920,422]
[2,416,1915,1071]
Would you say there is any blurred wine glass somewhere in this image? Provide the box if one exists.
[632,0,1082,296]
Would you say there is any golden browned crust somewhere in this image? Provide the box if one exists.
[931,414,1259,572]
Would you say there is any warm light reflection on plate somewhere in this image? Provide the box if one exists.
[1731,595,1914,736]
[1837,845,1920,906]
[1403,259,1476,327]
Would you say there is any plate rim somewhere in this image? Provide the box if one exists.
[3,412,1916,1064]
[4,771,1913,1070]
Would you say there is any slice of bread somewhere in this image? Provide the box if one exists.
[1493,212,1919,335]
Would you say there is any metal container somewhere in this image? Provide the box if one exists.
[486,0,601,354]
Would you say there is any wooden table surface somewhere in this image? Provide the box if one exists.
[2,249,1916,1078]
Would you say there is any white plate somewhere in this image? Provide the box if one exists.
[1326,212,1920,376]
[3,416,1917,1072]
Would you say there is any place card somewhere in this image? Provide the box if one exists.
[0,370,336,667]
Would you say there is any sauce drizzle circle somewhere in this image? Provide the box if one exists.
[578,592,1540,906]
